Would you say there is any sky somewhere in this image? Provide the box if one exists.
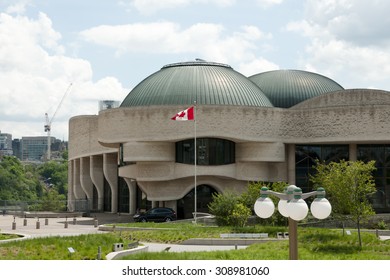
[1,0,390,141]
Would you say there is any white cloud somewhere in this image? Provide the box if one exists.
[129,0,189,15]
[304,0,390,45]
[120,0,236,15]
[303,40,390,88]
[238,57,279,77]
[4,0,32,15]
[256,0,284,8]
[286,0,390,90]
[0,12,127,140]
[80,21,183,55]
[80,21,273,67]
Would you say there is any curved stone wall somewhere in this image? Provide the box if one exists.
[68,89,390,213]
[69,115,116,160]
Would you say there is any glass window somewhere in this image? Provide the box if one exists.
[295,145,349,193]
[118,177,129,213]
[357,144,390,212]
[176,138,235,165]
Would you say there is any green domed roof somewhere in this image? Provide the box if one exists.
[121,61,273,107]
[249,70,344,108]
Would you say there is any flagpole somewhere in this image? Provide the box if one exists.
[171,105,197,222]
[194,101,197,224]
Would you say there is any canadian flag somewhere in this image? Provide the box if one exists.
[171,106,195,121]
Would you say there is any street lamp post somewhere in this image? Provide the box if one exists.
[254,185,332,260]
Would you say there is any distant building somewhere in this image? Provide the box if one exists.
[19,136,66,162]
[50,139,68,160]
[20,136,52,162]
[99,100,120,112]
[12,138,21,159]
[0,131,13,157]
[0,130,67,162]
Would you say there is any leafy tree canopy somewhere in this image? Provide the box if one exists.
[310,160,377,247]
[0,156,41,201]
[0,155,68,205]
[311,160,376,219]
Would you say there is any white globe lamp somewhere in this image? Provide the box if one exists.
[254,197,275,218]
[277,199,289,217]
[287,187,309,221]
[288,199,309,221]
[254,187,275,219]
[310,188,332,219]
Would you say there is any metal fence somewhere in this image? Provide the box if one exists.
[0,199,89,216]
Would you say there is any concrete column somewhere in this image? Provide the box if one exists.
[165,200,177,212]
[152,201,158,208]
[287,144,296,185]
[73,159,86,200]
[103,153,118,213]
[90,155,104,211]
[80,157,93,209]
[124,178,137,214]
[67,160,75,212]
[349,144,357,161]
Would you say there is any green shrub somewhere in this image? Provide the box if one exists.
[229,203,251,228]
[208,191,240,226]
[375,220,388,230]
[209,182,289,227]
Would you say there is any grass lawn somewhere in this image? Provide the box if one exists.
[119,224,390,260]
[0,223,389,260]
[0,233,20,241]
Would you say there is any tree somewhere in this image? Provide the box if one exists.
[40,189,67,211]
[37,157,68,195]
[208,181,289,227]
[310,160,376,247]
[0,155,68,212]
[0,156,41,201]
[208,191,243,226]
[229,203,251,228]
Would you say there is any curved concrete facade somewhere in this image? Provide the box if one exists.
[68,71,390,215]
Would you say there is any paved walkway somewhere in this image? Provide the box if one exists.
[1,213,388,250]
[0,213,249,254]
[0,214,101,240]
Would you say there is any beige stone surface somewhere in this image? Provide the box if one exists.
[68,90,390,213]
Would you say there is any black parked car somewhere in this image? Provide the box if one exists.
[133,207,177,222]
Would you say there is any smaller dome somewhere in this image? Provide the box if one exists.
[249,70,344,108]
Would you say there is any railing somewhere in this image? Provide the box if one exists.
[0,199,90,216]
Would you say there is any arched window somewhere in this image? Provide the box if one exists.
[175,138,235,165]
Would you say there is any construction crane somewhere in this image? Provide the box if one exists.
[44,83,73,161]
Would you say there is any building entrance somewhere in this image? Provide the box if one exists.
[177,184,218,219]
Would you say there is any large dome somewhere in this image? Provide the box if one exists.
[249,70,344,108]
[121,60,273,107]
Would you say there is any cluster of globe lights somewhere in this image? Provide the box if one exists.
[254,185,332,221]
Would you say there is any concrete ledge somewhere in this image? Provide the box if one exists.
[98,225,173,232]
[181,238,281,246]
[375,230,390,236]
[0,232,30,243]
[220,233,268,239]
[106,245,148,260]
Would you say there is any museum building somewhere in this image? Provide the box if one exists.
[68,60,390,218]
